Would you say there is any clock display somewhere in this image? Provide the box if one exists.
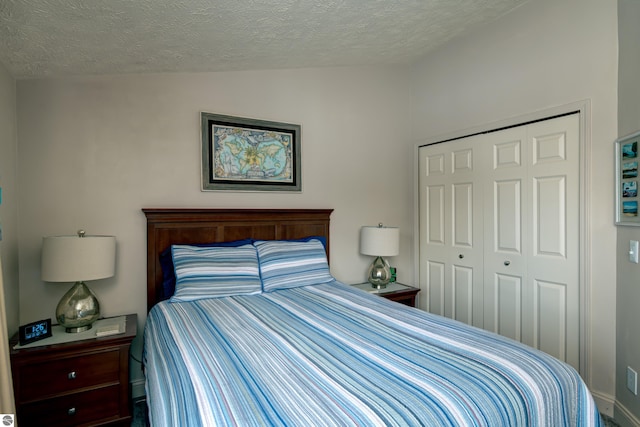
[19,318,52,345]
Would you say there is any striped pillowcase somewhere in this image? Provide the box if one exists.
[170,244,261,302]
[255,239,334,292]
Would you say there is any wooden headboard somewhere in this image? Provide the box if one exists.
[143,208,333,311]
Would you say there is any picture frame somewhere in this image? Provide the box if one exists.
[201,112,301,192]
[615,130,640,225]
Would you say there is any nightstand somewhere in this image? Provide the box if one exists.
[352,282,420,307]
[10,313,137,427]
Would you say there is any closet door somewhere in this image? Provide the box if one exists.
[482,126,529,342]
[418,135,486,328]
[527,115,579,366]
[418,114,580,369]
[483,115,580,367]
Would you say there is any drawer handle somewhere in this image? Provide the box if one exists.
[68,407,76,416]
[68,371,77,380]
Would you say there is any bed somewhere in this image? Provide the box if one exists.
[142,208,601,426]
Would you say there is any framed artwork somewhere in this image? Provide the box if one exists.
[201,112,301,192]
[616,131,640,225]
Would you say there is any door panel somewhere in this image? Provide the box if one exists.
[534,175,566,257]
[426,261,446,316]
[535,279,567,361]
[483,126,528,344]
[526,114,580,367]
[494,140,522,169]
[426,185,445,244]
[491,273,522,341]
[419,137,485,327]
[452,265,473,323]
[453,148,474,172]
[532,131,567,165]
[426,153,445,176]
[493,179,522,253]
[453,183,474,247]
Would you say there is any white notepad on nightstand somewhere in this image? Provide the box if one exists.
[95,316,126,337]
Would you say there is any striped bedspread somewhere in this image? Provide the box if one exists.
[143,281,601,426]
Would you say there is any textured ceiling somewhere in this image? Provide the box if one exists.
[0,0,529,79]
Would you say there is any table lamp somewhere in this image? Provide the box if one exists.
[41,230,116,333]
[360,223,399,288]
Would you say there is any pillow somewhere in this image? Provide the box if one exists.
[281,235,327,249]
[170,244,261,302]
[255,239,334,292]
[160,239,253,299]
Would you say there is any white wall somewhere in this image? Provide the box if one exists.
[616,0,640,424]
[410,0,618,414]
[16,66,414,390]
[0,61,19,335]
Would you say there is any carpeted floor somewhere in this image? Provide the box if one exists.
[132,397,147,427]
[602,414,622,426]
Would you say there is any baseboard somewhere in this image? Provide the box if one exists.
[614,401,640,427]
[593,391,616,418]
[131,378,146,400]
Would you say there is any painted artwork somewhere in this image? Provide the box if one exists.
[623,201,638,217]
[623,181,638,198]
[623,161,638,179]
[201,113,301,191]
[617,132,640,225]
[213,125,292,183]
[622,141,638,159]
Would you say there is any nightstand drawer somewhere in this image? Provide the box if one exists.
[17,349,120,401]
[18,384,120,427]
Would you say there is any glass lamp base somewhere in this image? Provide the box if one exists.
[56,281,100,333]
[367,256,391,288]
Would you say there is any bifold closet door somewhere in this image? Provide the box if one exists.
[418,135,486,328]
[418,114,580,370]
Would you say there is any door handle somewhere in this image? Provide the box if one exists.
[458,254,464,259]
[504,260,511,266]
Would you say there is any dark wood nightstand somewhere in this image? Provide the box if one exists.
[351,282,420,307]
[10,313,137,427]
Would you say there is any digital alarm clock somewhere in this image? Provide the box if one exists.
[19,318,52,345]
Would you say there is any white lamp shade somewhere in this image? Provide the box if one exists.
[360,225,399,257]
[42,235,116,282]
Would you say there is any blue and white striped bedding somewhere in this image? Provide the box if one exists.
[144,281,601,426]
[171,244,262,302]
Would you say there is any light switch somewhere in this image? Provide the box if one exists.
[630,240,639,264]
[628,366,638,395]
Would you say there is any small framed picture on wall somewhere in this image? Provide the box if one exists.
[616,131,640,225]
